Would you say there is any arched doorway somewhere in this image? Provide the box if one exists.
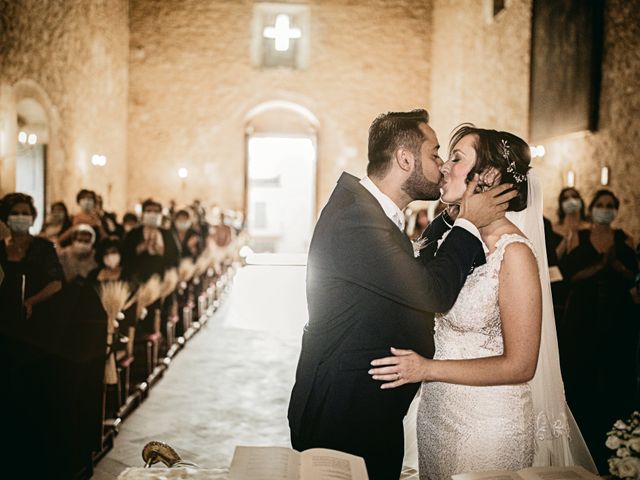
[16,97,49,233]
[244,101,319,254]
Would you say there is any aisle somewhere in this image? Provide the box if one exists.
[94,263,308,479]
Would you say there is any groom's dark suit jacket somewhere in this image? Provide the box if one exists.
[288,172,484,480]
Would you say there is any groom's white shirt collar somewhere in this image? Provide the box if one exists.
[359,176,405,231]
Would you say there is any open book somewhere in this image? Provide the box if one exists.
[228,446,368,480]
[452,466,601,480]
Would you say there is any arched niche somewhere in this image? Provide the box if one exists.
[243,100,320,253]
[0,79,65,231]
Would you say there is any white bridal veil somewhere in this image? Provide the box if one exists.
[506,172,596,472]
[402,171,597,473]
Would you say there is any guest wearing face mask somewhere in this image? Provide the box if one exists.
[558,189,638,471]
[58,224,98,282]
[0,193,66,473]
[553,187,589,260]
[0,192,64,324]
[122,199,180,283]
[88,236,127,284]
[39,201,72,245]
[172,209,202,260]
[73,189,106,236]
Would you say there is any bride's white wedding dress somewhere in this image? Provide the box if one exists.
[417,233,535,480]
[404,172,596,479]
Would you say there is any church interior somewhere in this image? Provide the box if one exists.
[0,0,639,479]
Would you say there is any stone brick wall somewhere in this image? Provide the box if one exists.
[428,0,640,241]
[127,0,432,211]
[0,0,129,213]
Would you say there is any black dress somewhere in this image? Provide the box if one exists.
[0,237,65,472]
[559,229,639,472]
[0,236,64,360]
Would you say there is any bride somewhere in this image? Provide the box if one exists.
[368,124,596,479]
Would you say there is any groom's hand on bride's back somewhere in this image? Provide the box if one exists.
[458,174,517,228]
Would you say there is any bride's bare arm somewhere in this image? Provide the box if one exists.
[369,242,542,388]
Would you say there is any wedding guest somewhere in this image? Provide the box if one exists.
[553,187,589,260]
[88,236,127,284]
[408,209,430,241]
[58,224,98,282]
[122,212,139,235]
[97,194,123,238]
[173,209,202,260]
[211,210,233,247]
[559,189,638,472]
[59,189,105,244]
[122,198,180,282]
[0,192,64,324]
[0,193,65,472]
[39,201,72,245]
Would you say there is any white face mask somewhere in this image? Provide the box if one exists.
[103,253,121,269]
[142,212,162,227]
[561,198,582,214]
[7,214,33,234]
[175,220,191,231]
[73,241,93,255]
[79,198,95,212]
[591,207,617,225]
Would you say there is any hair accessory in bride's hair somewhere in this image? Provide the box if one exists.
[501,139,526,183]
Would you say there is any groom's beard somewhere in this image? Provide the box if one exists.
[402,159,441,201]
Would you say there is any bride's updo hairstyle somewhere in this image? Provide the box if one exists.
[449,123,531,212]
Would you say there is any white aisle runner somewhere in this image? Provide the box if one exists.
[93,262,307,479]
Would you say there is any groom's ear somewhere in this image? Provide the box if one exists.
[395,148,414,173]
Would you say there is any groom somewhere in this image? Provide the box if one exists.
[287,110,517,480]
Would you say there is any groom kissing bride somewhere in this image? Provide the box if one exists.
[287,110,595,480]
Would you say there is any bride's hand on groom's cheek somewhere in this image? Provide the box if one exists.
[368,347,429,389]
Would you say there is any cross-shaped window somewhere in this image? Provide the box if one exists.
[263,14,301,52]
[251,3,310,69]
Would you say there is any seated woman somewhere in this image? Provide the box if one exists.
[39,201,72,246]
[172,209,202,260]
[58,224,98,282]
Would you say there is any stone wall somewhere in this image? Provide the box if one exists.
[0,0,129,213]
[429,0,640,241]
[127,0,432,211]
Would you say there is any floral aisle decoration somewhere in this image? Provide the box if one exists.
[607,411,640,479]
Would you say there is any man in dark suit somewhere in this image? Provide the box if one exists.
[288,110,516,479]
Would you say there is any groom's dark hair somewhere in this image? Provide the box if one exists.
[367,109,430,178]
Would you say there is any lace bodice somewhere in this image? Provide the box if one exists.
[434,233,536,360]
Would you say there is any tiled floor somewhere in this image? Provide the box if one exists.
[93,264,308,479]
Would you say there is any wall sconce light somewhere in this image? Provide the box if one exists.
[600,166,609,186]
[566,170,575,187]
[18,132,38,145]
[530,145,546,159]
[91,154,107,166]
[178,167,188,179]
